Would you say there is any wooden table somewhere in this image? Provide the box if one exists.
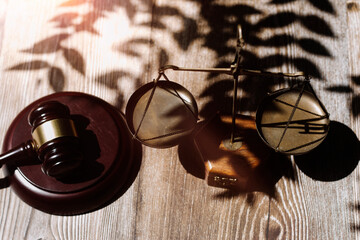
[0,0,359,239]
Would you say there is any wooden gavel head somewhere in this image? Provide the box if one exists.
[0,101,83,178]
[28,101,83,177]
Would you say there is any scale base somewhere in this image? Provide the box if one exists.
[194,114,272,190]
[222,137,243,151]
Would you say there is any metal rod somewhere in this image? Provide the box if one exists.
[159,65,307,79]
[159,65,233,75]
[133,73,162,139]
[231,76,238,144]
[275,81,307,151]
[239,69,306,78]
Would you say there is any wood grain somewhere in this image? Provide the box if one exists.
[347,1,360,238]
[0,0,359,239]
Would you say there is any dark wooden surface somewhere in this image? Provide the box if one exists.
[0,0,359,239]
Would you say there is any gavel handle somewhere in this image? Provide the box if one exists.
[0,140,36,168]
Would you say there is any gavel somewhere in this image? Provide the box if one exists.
[0,92,136,215]
[0,101,82,178]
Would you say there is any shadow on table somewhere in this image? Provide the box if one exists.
[174,0,337,199]
[0,178,9,189]
[95,139,143,212]
[178,119,359,199]
[178,116,295,198]
[295,121,359,181]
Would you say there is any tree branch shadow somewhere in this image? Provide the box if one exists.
[7,0,357,218]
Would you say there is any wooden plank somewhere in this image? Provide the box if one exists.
[0,0,358,239]
[0,0,149,239]
[347,1,360,239]
[133,1,271,239]
[266,1,357,239]
[0,0,9,56]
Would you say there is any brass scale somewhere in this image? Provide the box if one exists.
[125,25,330,188]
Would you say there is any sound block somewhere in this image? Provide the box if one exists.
[2,92,136,215]
[194,114,272,190]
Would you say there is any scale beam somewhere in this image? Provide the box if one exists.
[159,65,307,79]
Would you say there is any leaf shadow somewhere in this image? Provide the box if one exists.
[7,60,50,70]
[48,66,65,92]
[196,1,333,119]
[21,34,70,54]
[5,0,346,203]
[62,48,85,75]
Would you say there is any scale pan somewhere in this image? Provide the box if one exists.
[126,81,198,148]
[256,88,330,155]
